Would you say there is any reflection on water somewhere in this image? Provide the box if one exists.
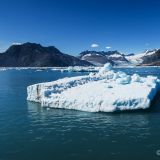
[27,101,151,138]
[27,101,154,151]
[26,101,160,160]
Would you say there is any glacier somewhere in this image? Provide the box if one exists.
[27,63,160,112]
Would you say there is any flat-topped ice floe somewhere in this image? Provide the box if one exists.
[27,63,160,112]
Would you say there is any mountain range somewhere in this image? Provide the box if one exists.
[0,42,160,67]
[79,49,160,66]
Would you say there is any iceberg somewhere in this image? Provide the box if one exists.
[0,68,7,71]
[61,66,100,72]
[27,63,160,112]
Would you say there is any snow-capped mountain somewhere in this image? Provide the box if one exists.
[79,50,129,66]
[79,49,160,66]
[80,51,112,66]
[141,49,160,66]
[126,49,159,66]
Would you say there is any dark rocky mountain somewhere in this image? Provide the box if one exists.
[141,49,160,66]
[79,50,129,66]
[0,43,92,67]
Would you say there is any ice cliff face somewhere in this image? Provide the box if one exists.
[27,63,160,112]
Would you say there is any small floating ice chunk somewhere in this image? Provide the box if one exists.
[116,75,131,85]
[61,66,99,72]
[0,68,7,71]
[98,63,112,74]
[117,71,127,78]
[131,74,142,82]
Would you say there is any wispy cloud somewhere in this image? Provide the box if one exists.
[106,46,111,49]
[90,43,99,48]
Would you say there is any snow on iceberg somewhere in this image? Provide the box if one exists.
[27,63,160,112]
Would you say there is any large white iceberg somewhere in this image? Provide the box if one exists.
[27,63,160,112]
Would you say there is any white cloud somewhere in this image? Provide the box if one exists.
[106,46,111,49]
[91,43,99,48]
[12,42,22,45]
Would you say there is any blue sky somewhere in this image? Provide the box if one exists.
[0,0,160,55]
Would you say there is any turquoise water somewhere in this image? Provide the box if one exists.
[1,68,160,160]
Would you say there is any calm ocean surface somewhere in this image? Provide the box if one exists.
[1,68,160,160]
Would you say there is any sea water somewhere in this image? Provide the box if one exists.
[0,68,160,160]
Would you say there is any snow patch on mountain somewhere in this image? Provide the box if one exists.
[126,49,158,65]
